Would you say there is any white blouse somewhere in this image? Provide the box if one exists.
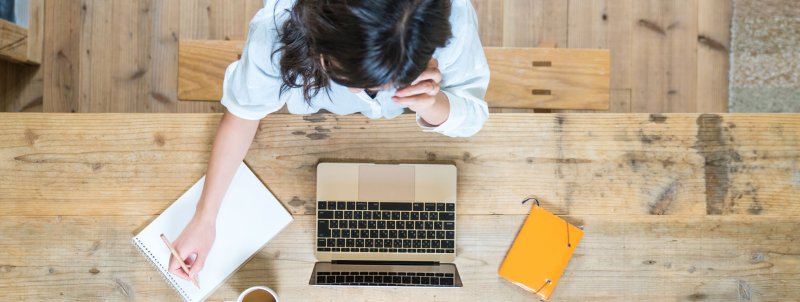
[221,0,490,137]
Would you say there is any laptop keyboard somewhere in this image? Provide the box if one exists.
[314,271,456,287]
[316,201,456,254]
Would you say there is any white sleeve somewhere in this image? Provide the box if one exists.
[221,9,296,120]
[417,1,490,138]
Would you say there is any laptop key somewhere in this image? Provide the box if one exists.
[370,230,379,238]
[418,231,427,239]
[431,277,440,285]
[427,231,436,238]
[436,203,445,211]
[441,278,454,286]
[318,201,326,210]
[329,220,338,228]
[335,211,343,219]
[380,202,412,211]
[355,239,364,247]
[442,240,454,248]
[363,211,372,220]
[344,211,353,219]
[351,230,360,238]
[382,212,391,220]
[420,212,428,220]
[415,221,424,229]
[401,212,410,220]
[348,220,357,229]
[445,249,454,253]
[365,239,373,247]
[327,201,337,210]
[368,221,377,229]
[444,222,455,230]
[387,221,396,229]
[327,239,335,247]
[396,222,405,230]
[360,230,369,238]
[337,202,346,210]
[342,230,350,238]
[332,229,341,238]
[378,221,386,229]
[337,239,345,246]
[446,231,454,239]
[446,203,455,211]
[403,240,412,248]
[430,212,439,221]
[317,221,330,237]
[374,239,382,248]
[356,202,367,210]
[347,202,355,210]
[411,212,419,220]
[425,222,434,229]
[422,240,430,248]
[440,212,455,221]
[389,230,397,238]
[436,231,445,239]
[413,202,424,211]
[413,240,421,248]
[346,239,355,247]
[354,211,362,220]
[431,240,440,248]
[434,222,443,229]
[408,229,417,239]
[317,239,326,247]
[394,239,403,248]
[399,230,407,238]
[372,211,381,219]
[425,203,436,211]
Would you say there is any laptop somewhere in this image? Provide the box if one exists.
[309,163,463,287]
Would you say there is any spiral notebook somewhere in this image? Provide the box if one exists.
[132,162,293,302]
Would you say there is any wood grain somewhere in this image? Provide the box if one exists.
[26,0,44,64]
[502,0,567,48]
[1,113,797,217]
[0,19,29,63]
[696,0,732,113]
[471,0,504,47]
[0,215,797,301]
[177,41,610,110]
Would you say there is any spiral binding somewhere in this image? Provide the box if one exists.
[132,237,192,302]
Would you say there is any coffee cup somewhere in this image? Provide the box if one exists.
[231,286,279,302]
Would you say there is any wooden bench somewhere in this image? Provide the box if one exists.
[1,113,798,300]
[178,40,610,110]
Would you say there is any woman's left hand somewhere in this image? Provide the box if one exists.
[393,59,450,126]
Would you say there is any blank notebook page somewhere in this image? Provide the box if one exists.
[132,162,293,302]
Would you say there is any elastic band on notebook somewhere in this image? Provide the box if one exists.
[533,278,552,294]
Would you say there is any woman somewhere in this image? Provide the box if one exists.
[169,0,489,280]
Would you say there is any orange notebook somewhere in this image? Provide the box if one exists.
[498,204,583,301]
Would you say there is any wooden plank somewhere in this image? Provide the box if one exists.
[177,41,610,110]
[471,0,504,47]
[502,0,567,48]
[0,61,43,112]
[42,0,82,113]
[565,0,634,113]
[26,0,45,64]
[1,113,798,216]
[0,19,29,63]
[631,0,699,112]
[178,40,243,101]
[484,47,610,110]
[0,215,796,300]
[696,0,732,113]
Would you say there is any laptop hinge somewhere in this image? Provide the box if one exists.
[332,260,439,266]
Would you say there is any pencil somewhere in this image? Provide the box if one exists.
[160,234,201,289]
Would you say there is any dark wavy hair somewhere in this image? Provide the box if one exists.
[274,0,453,101]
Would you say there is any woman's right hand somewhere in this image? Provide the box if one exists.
[168,214,216,281]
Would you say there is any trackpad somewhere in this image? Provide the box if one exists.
[359,165,415,201]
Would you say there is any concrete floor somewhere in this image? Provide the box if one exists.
[730,0,800,112]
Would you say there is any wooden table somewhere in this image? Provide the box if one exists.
[1,113,798,301]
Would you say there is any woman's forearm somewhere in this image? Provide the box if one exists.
[195,111,261,224]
